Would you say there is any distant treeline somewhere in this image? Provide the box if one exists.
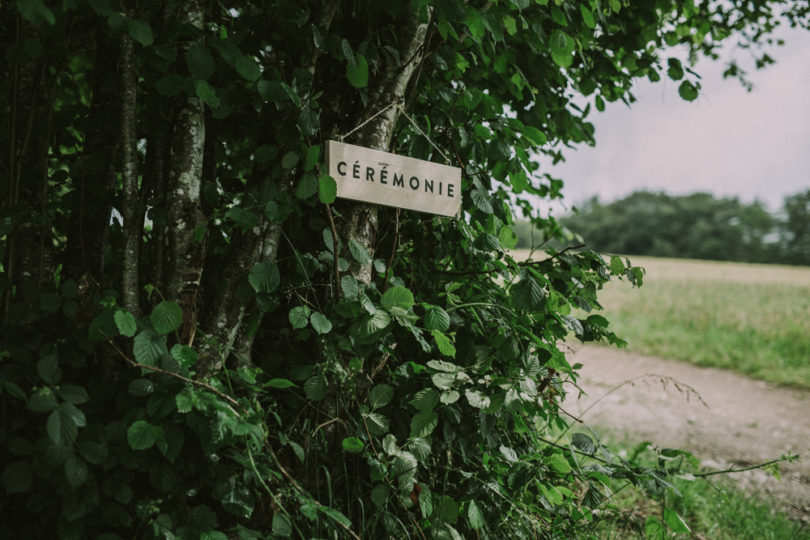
[515,190,810,265]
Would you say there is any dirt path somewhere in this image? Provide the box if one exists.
[563,344,810,522]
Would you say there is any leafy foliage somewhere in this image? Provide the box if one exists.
[0,1,806,539]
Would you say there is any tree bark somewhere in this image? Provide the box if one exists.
[120,28,141,317]
[166,0,207,345]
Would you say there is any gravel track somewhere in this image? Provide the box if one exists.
[564,344,810,522]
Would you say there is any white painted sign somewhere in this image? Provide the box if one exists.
[326,140,462,217]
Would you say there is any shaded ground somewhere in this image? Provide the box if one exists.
[564,344,810,522]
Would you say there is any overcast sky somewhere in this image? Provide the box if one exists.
[544,26,810,215]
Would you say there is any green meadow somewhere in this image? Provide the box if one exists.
[579,255,810,388]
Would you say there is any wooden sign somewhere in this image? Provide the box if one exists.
[326,140,462,217]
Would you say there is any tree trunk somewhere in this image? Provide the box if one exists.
[120,27,140,317]
[166,0,207,345]
[340,11,431,284]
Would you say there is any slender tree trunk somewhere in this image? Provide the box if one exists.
[120,28,140,317]
[166,0,207,345]
[198,0,340,366]
[340,11,431,284]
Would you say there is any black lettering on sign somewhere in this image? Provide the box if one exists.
[380,167,388,184]
[424,179,434,193]
[337,161,347,176]
[352,161,360,179]
[366,167,375,182]
[447,183,455,198]
[409,176,419,190]
[393,173,404,187]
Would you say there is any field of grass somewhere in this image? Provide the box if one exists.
[516,251,810,388]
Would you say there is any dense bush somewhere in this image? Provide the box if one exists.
[1,1,806,538]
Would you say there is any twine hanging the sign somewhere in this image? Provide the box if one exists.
[336,101,452,165]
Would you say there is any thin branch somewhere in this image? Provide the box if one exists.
[105,336,244,411]
[694,456,794,478]
[384,208,400,287]
[325,203,341,301]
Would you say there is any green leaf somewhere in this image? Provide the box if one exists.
[465,11,485,41]
[288,306,311,329]
[64,454,88,488]
[341,437,364,453]
[295,173,318,199]
[610,255,625,275]
[195,80,220,107]
[37,355,61,385]
[369,384,394,409]
[27,387,58,413]
[171,344,198,368]
[226,207,259,230]
[235,55,261,81]
[431,330,456,358]
[471,189,493,214]
[348,239,371,265]
[664,508,691,533]
[265,378,297,389]
[59,384,89,405]
[133,329,167,366]
[498,226,518,249]
[298,108,320,137]
[431,372,455,390]
[439,390,460,404]
[365,412,389,435]
[318,175,337,204]
[340,276,359,299]
[410,388,439,411]
[381,286,415,310]
[114,309,137,337]
[128,378,155,397]
[467,499,485,529]
[309,311,332,335]
[127,420,162,451]
[678,80,699,101]
[410,411,438,438]
[47,405,81,446]
[150,301,182,335]
[547,453,572,474]
[550,30,576,68]
[474,124,491,138]
[126,19,153,46]
[186,42,215,80]
[346,54,369,88]
[248,261,280,293]
[371,485,390,508]
[572,433,596,455]
[580,4,596,29]
[503,15,517,35]
[667,57,684,81]
[424,306,450,332]
[155,74,185,96]
[511,277,545,311]
[272,514,292,538]
[522,125,547,145]
[304,376,327,401]
[465,389,490,409]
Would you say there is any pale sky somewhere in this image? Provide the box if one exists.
[544,26,810,215]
